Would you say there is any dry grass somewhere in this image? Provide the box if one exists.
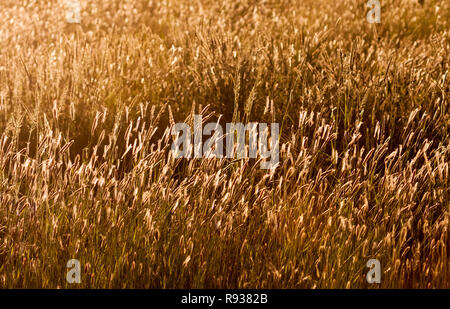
[0,0,448,288]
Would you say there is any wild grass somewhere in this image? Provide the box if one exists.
[0,0,448,288]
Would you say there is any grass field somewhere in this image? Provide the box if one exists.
[0,0,448,288]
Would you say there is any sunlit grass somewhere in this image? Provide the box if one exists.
[0,0,448,288]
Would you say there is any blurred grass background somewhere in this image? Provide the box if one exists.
[0,0,448,288]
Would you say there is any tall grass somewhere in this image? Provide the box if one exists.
[0,0,448,288]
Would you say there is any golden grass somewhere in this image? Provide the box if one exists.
[0,0,448,288]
